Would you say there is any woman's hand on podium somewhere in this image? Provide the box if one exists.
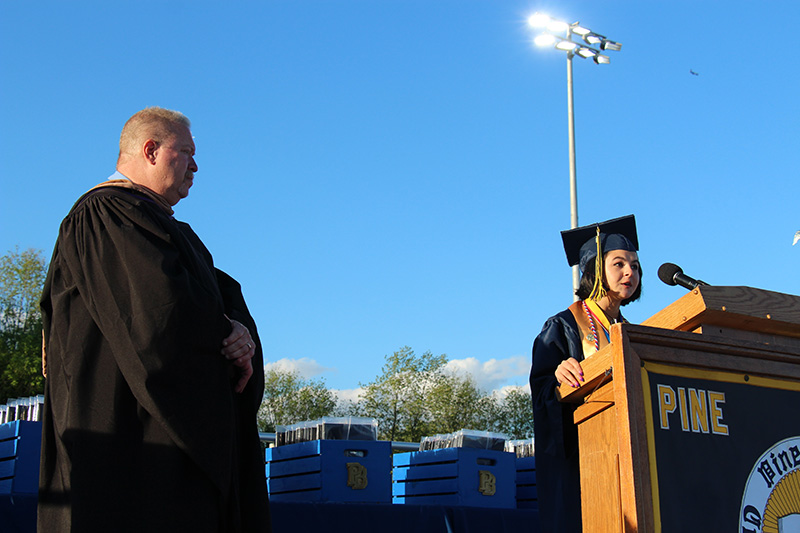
[555,357,584,388]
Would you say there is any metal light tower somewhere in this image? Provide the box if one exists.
[527,13,622,298]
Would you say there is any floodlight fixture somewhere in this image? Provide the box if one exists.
[547,20,570,33]
[584,33,603,45]
[534,34,556,47]
[555,40,578,52]
[526,13,620,64]
[528,12,550,28]
[601,39,622,52]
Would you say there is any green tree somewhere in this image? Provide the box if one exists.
[491,386,535,439]
[355,347,534,442]
[257,368,337,432]
[0,248,47,402]
[426,372,485,434]
[358,346,447,442]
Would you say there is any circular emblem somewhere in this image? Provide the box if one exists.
[740,436,800,532]
[586,333,595,342]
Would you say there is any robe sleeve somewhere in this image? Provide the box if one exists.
[215,268,265,411]
[214,268,273,532]
[173,219,266,411]
[529,310,582,458]
[56,190,236,491]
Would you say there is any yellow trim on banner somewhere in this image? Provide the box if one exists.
[642,361,800,392]
[640,367,662,533]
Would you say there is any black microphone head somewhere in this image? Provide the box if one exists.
[658,263,682,286]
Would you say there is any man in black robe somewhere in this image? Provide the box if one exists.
[38,107,271,532]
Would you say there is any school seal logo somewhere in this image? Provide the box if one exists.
[740,436,800,532]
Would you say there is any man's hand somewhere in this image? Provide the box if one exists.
[222,316,255,393]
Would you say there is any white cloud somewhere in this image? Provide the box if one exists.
[491,383,531,399]
[444,355,529,392]
[264,357,336,380]
[331,387,364,404]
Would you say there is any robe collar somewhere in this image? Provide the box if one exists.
[89,171,175,216]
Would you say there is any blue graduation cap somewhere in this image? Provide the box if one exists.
[560,214,638,272]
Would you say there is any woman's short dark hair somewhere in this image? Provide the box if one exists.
[575,258,643,305]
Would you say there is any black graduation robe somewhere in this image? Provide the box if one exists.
[38,186,271,532]
[530,308,584,533]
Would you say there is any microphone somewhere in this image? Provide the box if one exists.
[657,263,709,290]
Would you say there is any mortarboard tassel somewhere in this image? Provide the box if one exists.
[588,226,607,302]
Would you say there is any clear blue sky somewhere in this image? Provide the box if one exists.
[2,1,798,396]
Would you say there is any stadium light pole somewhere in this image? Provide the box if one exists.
[527,13,622,298]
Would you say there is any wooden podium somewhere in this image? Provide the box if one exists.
[558,286,800,532]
